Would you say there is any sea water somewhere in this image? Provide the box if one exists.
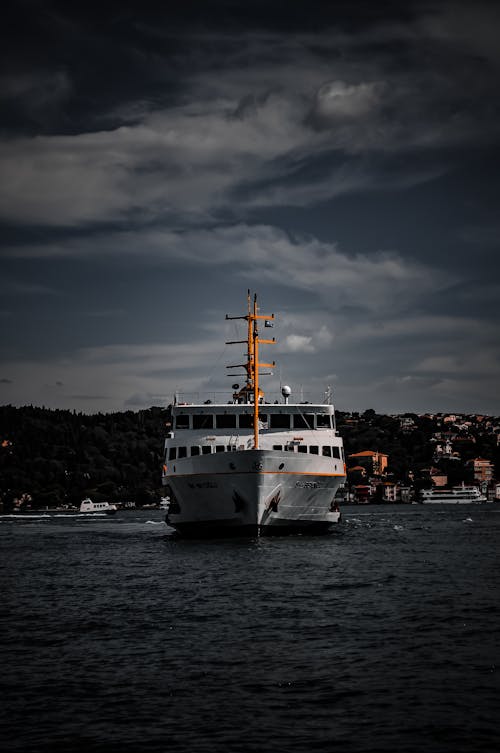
[1,505,499,753]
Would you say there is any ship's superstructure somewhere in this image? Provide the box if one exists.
[162,293,346,535]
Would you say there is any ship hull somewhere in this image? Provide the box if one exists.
[164,450,344,536]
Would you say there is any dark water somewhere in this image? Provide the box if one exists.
[1,505,499,753]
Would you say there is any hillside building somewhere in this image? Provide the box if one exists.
[348,450,388,475]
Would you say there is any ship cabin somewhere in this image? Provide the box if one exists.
[163,403,345,463]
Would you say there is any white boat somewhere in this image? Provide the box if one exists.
[420,485,487,504]
[162,292,346,536]
[79,498,117,514]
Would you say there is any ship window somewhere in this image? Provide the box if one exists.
[202,446,212,455]
[193,414,213,430]
[238,414,253,429]
[215,445,225,453]
[317,414,331,428]
[332,446,341,459]
[297,445,307,453]
[168,447,177,461]
[216,414,237,429]
[191,446,200,456]
[310,446,319,454]
[227,445,237,452]
[178,447,187,459]
[175,414,190,429]
[322,446,332,457]
[293,413,314,429]
[270,414,290,429]
[273,445,283,451]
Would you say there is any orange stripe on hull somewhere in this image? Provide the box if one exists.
[166,470,345,478]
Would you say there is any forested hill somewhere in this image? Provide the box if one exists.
[1,405,499,511]
[0,404,169,510]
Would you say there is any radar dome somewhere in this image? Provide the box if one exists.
[281,385,292,397]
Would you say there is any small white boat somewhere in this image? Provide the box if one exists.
[79,498,117,514]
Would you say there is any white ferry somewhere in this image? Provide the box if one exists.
[420,485,487,504]
[79,498,117,514]
[162,293,346,536]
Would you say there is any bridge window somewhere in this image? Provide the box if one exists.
[216,414,237,429]
[270,414,290,429]
[273,445,283,451]
[297,445,307,453]
[178,447,187,459]
[238,414,253,429]
[193,414,213,430]
[215,445,225,453]
[175,414,190,429]
[322,446,332,457]
[310,446,319,454]
[332,446,341,459]
[202,446,212,455]
[293,414,315,429]
[317,414,331,428]
[191,446,200,456]
[168,447,177,461]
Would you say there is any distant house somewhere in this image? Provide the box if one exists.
[467,457,494,484]
[348,450,388,475]
[399,486,413,503]
[434,439,453,457]
[431,472,448,487]
[353,484,371,503]
[420,467,447,487]
[400,417,416,431]
[382,482,397,502]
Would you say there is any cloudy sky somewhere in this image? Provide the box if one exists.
[1,0,499,415]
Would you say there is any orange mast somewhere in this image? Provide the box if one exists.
[226,292,275,449]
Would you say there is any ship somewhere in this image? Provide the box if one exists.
[162,292,346,536]
[420,485,487,504]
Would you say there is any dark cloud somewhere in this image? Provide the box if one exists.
[0,0,499,414]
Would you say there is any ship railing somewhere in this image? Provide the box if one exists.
[171,390,335,405]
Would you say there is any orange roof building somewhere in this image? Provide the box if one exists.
[348,450,388,475]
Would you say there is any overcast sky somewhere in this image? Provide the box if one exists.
[1,0,499,415]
